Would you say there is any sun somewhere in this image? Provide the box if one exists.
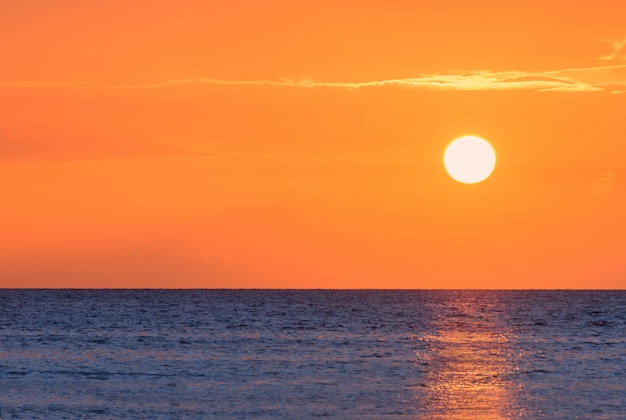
[444,136,496,184]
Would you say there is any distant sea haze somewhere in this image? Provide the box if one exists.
[1,289,624,418]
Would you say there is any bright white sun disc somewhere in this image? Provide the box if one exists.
[444,136,496,184]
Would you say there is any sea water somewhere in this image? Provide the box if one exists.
[0,290,624,418]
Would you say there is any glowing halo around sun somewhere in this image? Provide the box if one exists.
[444,136,496,184]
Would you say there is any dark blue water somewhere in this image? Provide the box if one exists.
[0,290,624,418]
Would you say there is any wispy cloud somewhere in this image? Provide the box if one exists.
[84,64,624,93]
[598,37,626,61]
[72,64,626,94]
[2,67,626,94]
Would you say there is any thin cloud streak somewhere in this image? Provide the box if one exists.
[2,65,626,93]
[598,37,626,61]
[68,64,626,94]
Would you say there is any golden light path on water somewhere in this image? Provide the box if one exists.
[413,294,527,419]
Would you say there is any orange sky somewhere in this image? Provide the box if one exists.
[1,1,625,288]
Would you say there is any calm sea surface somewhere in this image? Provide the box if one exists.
[0,290,625,419]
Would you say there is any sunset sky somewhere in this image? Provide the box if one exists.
[1,1,624,288]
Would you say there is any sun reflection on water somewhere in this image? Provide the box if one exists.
[414,295,524,419]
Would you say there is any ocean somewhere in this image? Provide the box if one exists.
[0,290,624,418]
